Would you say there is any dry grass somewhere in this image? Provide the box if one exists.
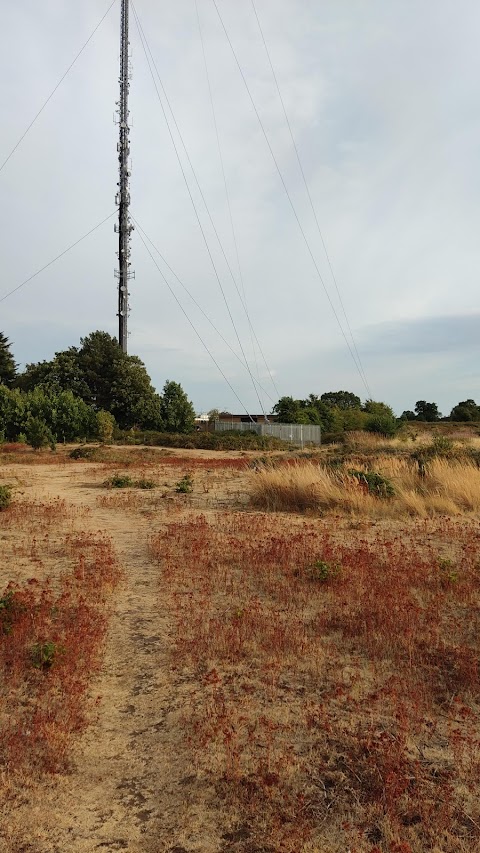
[250,457,480,516]
[149,511,480,852]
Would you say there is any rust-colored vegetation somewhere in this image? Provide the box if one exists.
[150,512,480,852]
[0,497,120,784]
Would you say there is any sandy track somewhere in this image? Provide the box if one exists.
[3,465,225,853]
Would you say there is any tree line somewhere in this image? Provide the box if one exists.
[1,331,478,447]
[272,391,480,435]
[0,331,196,446]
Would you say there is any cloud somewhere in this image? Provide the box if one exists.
[1,1,479,415]
[358,314,480,356]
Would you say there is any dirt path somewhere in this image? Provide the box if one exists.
[6,465,225,853]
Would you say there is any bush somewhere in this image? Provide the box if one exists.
[104,473,134,488]
[431,435,454,455]
[0,485,12,510]
[135,478,156,490]
[31,640,63,669]
[300,559,341,583]
[25,416,56,450]
[69,445,101,460]
[97,410,116,444]
[365,414,398,436]
[412,435,456,475]
[175,474,193,493]
[348,469,395,498]
[103,473,156,489]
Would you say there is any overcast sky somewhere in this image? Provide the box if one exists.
[1,0,479,416]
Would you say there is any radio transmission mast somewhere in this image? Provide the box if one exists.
[115,0,134,352]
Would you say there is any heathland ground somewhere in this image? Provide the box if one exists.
[1,431,480,853]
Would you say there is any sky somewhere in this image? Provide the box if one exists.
[1,0,479,417]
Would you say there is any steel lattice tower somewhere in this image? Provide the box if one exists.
[115,0,133,352]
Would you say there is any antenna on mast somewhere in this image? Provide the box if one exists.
[115,0,134,353]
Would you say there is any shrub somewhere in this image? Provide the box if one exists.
[31,641,63,669]
[69,445,100,460]
[0,485,12,510]
[104,473,134,488]
[25,416,56,450]
[412,435,456,475]
[175,473,193,493]
[301,559,341,583]
[135,478,156,490]
[103,473,156,489]
[438,557,458,585]
[365,414,398,436]
[348,469,395,497]
[0,590,15,612]
[431,435,454,455]
[96,409,116,444]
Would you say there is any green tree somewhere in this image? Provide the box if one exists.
[363,400,395,418]
[17,348,88,398]
[450,399,480,422]
[25,416,55,450]
[0,386,26,440]
[0,333,17,387]
[415,400,441,422]
[159,381,195,433]
[96,410,116,443]
[109,355,162,428]
[17,331,162,430]
[341,408,368,431]
[53,391,96,441]
[363,400,397,435]
[400,410,416,421]
[365,414,397,436]
[77,332,124,410]
[25,387,56,425]
[310,401,343,433]
[297,405,322,425]
[320,391,362,410]
[272,396,302,423]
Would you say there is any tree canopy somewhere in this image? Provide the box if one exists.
[0,385,95,442]
[320,390,361,410]
[449,399,480,422]
[159,380,196,433]
[415,400,441,422]
[0,333,17,387]
[272,392,365,432]
[271,392,400,435]
[18,331,163,429]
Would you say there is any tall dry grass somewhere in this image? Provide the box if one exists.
[250,457,480,516]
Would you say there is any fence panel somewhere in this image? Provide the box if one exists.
[214,421,321,446]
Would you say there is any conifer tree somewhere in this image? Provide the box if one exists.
[0,333,17,387]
